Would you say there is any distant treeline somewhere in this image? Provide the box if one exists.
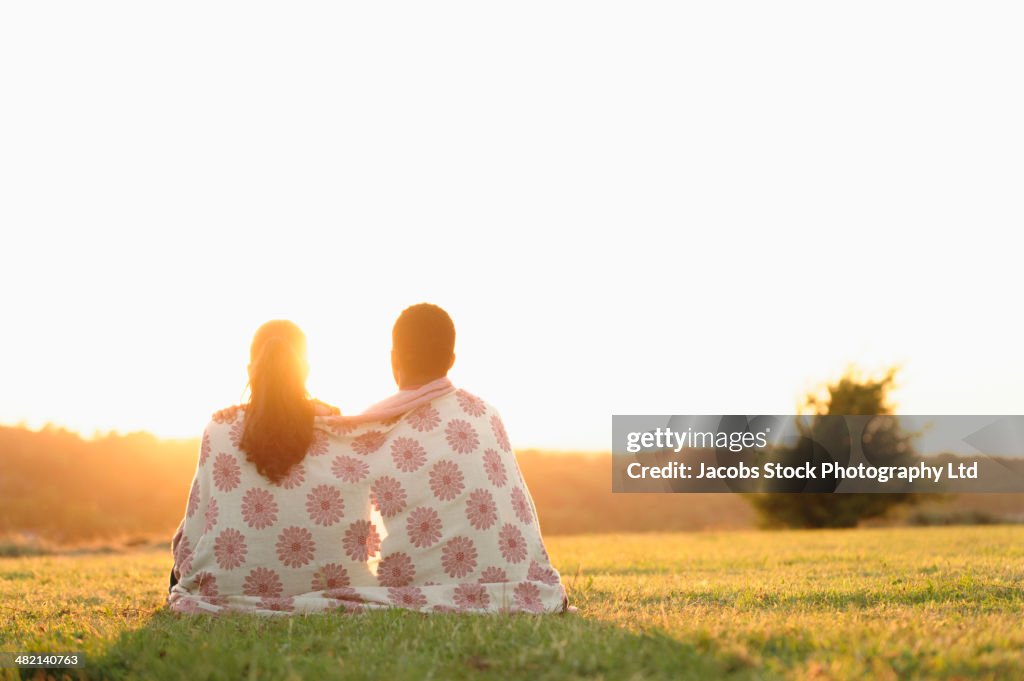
[1,426,1020,544]
[0,426,195,542]
[0,425,757,542]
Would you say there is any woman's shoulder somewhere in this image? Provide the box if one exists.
[199,407,247,446]
[211,404,247,425]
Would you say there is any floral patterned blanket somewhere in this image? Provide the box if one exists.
[168,385,566,615]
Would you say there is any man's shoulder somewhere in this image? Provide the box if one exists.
[448,387,502,418]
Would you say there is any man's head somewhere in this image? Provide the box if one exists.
[391,303,456,388]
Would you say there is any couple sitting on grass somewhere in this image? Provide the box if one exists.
[168,303,567,615]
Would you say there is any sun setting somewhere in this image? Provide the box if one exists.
[3,225,1024,451]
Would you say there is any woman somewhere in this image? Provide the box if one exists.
[169,318,566,615]
[168,320,336,592]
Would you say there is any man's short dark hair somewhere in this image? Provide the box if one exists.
[393,303,456,379]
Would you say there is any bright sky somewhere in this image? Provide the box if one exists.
[2,2,1022,451]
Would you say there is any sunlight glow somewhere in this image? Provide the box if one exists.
[2,2,1023,451]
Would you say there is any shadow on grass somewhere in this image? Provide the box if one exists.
[86,606,760,681]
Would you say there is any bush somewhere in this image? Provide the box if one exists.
[748,368,924,528]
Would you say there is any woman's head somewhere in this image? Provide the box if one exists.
[240,320,314,483]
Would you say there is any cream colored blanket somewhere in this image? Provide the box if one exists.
[168,384,566,615]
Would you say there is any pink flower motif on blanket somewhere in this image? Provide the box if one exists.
[478,566,508,583]
[388,586,428,609]
[406,507,443,548]
[482,449,507,488]
[194,571,222,604]
[377,552,416,587]
[511,487,532,524]
[199,432,211,466]
[490,415,511,452]
[279,462,306,490]
[498,523,527,564]
[214,528,248,570]
[312,563,350,591]
[276,526,316,568]
[325,586,361,602]
[241,488,278,530]
[212,453,241,492]
[513,582,543,612]
[453,583,490,610]
[390,437,427,473]
[306,485,345,526]
[174,535,193,575]
[229,419,244,448]
[441,536,478,579]
[307,429,329,457]
[528,560,561,585]
[406,404,441,432]
[203,497,219,533]
[465,489,498,530]
[244,567,283,599]
[429,460,465,501]
[352,430,386,455]
[331,455,369,483]
[326,418,357,436]
[260,597,295,612]
[186,478,200,518]
[445,419,479,454]
[343,520,382,562]
[455,389,487,417]
[371,476,408,518]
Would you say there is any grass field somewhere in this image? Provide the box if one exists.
[2,526,1023,680]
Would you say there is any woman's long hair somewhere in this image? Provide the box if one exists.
[239,320,315,484]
